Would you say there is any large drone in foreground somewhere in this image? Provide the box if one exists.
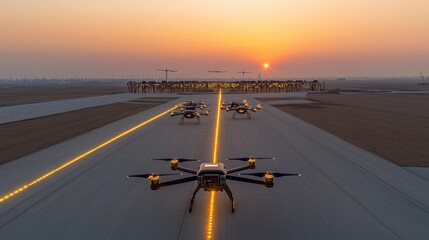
[127,157,301,212]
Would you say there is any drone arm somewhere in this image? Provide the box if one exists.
[176,166,198,175]
[227,165,250,174]
[170,112,184,117]
[197,111,209,116]
[158,176,198,188]
[226,175,265,186]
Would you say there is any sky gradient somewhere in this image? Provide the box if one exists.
[1,0,428,79]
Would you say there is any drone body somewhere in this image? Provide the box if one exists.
[128,157,301,212]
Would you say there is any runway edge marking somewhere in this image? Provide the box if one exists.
[0,107,176,203]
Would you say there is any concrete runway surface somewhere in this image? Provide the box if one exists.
[0,93,428,239]
[0,93,166,124]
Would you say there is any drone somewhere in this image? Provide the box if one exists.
[226,104,262,119]
[221,100,248,110]
[170,109,209,124]
[175,100,207,111]
[127,157,301,212]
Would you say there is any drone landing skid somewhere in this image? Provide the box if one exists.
[232,111,251,120]
[180,116,200,125]
[189,184,235,213]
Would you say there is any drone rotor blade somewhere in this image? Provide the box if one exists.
[152,158,174,161]
[127,173,182,178]
[272,173,302,177]
[226,157,249,161]
[152,158,199,162]
[239,172,301,178]
[226,157,275,161]
[177,158,200,162]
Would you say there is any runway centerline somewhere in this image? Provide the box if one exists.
[206,89,222,239]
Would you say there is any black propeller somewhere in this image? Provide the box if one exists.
[127,173,183,178]
[239,172,301,177]
[226,157,275,161]
[152,158,200,162]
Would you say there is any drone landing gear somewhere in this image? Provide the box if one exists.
[188,185,236,213]
[224,184,235,213]
[232,112,251,120]
[189,186,201,212]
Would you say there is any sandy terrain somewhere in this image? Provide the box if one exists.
[258,93,429,167]
[0,97,177,165]
[325,79,429,91]
[0,83,127,106]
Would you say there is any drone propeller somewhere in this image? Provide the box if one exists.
[239,172,301,177]
[152,158,200,162]
[226,157,275,161]
[127,173,182,178]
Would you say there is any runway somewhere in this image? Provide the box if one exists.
[0,93,428,239]
[0,93,164,124]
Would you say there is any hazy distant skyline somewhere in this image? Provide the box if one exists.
[1,0,428,79]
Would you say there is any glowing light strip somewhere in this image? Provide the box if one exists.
[207,191,215,239]
[0,107,175,203]
[207,89,222,239]
[213,89,222,164]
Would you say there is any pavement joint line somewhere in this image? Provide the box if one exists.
[0,106,176,203]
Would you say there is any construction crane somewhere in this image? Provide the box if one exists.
[157,68,178,81]
[238,70,252,81]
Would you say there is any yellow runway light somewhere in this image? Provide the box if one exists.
[0,107,175,203]
[213,89,222,164]
[206,89,222,239]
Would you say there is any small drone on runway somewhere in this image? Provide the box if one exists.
[226,104,262,119]
[175,100,207,111]
[221,100,247,110]
[170,109,208,124]
[127,156,301,212]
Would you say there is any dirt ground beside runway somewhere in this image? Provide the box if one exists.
[0,97,178,165]
[0,83,128,106]
[257,93,429,167]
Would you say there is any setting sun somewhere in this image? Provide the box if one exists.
[263,63,270,69]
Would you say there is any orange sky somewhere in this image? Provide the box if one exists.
[1,0,428,78]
